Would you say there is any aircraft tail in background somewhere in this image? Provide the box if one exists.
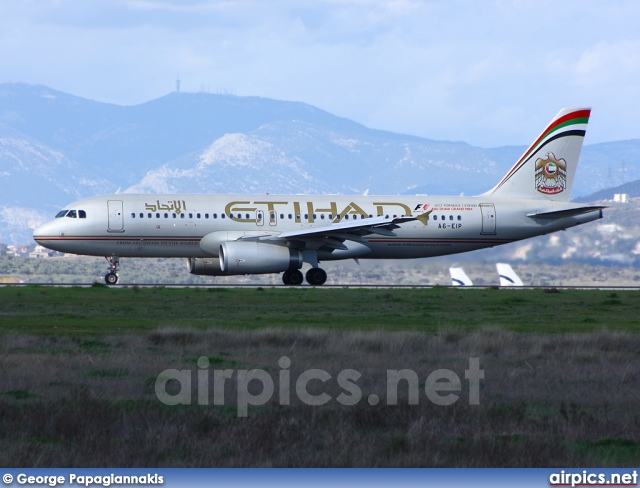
[497,263,524,287]
[450,267,473,287]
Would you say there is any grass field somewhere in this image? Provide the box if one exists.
[0,286,639,467]
[1,285,640,334]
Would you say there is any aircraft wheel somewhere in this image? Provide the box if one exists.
[105,272,118,285]
[283,270,303,286]
[282,270,291,285]
[305,268,327,286]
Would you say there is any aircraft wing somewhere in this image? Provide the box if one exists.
[239,212,430,250]
[277,214,423,239]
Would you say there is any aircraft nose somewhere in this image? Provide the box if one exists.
[33,220,57,244]
[33,221,48,239]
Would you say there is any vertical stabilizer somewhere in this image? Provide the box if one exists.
[485,108,590,201]
[450,267,473,286]
[497,263,524,287]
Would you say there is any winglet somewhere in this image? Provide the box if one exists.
[415,209,433,226]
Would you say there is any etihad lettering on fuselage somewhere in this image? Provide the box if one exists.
[223,200,414,223]
[145,200,187,214]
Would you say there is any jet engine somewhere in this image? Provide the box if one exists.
[220,241,303,275]
[187,257,224,276]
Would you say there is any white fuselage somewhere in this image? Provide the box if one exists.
[33,193,602,260]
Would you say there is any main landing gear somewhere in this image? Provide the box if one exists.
[104,256,120,285]
[282,268,327,286]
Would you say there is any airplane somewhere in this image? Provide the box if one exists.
[33,107,604,286]
[449,268,473,286]
[497,263,524,287]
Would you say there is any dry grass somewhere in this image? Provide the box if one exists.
[1,327,639,466]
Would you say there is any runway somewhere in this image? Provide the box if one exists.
[1,282,639,290]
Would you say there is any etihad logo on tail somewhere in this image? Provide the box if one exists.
[535,152,566,195]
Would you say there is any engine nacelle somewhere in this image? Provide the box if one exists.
[200,231,245,256]
[187,257,225,276]
[220,241,303,275]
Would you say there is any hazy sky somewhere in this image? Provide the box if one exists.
[1,0,639,147]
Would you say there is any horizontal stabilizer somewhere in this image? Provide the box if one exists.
[526,206,605,219]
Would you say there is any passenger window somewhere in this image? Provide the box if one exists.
[458,215,462,221]
[197,213,201,219]
[369,214,373,218]
[280,213,284,219]
[164,213,168,218]
[246,213,250,219]
[288,214,292,219]
[67,210,77,218]
[213,213,218,219]
[320,214,325,219]
[131,213,136,218]
[205,213,209,219]
[449,215,453,221]
[172,213,177,218]
[312,214,317,220]
[148,213,152,218]
[304,214,309,220]
[139,213,143,218]
[188,213,193,218]
[55,210,68,218]
[79,210,86,218]
[221,214,226,219]
[296,215,301,220]
[345,215,349,220]
[181,213,185,219]
[361,214,365,219]
[329,214,333,219]
[156,213,160,218]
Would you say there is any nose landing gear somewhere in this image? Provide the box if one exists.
[104,256,120,285]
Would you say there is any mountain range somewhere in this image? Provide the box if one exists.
[1,82,638,244]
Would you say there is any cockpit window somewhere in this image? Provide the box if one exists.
[66,210,77,218]
[55,210,68,218]
[79,210,87,218]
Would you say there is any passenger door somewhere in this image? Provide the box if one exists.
[479,203,496,235]
[107,200,124,232]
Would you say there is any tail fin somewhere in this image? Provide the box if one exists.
[485,108,590,201]
[496,263,523,287]
[450,267,473,286]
